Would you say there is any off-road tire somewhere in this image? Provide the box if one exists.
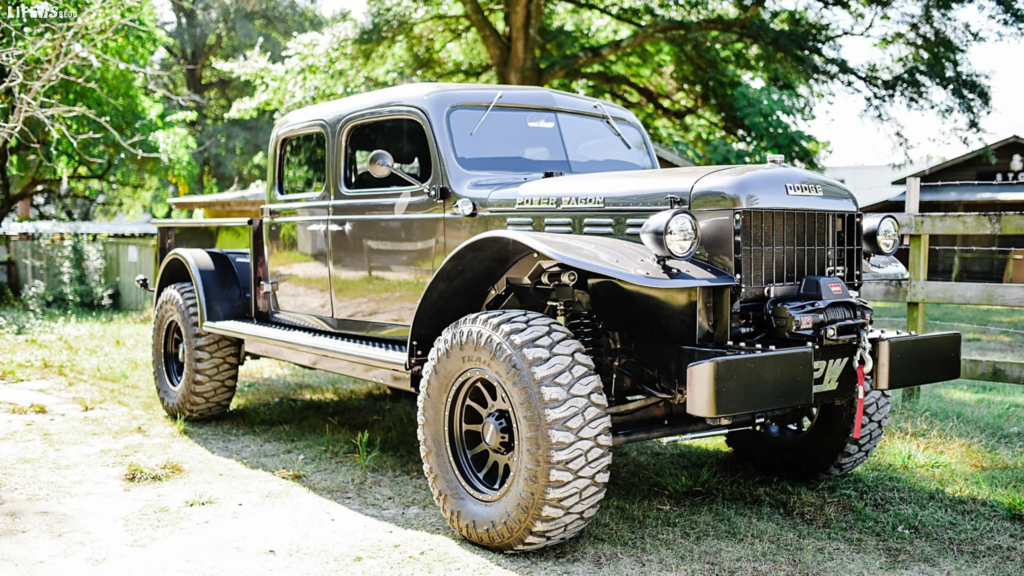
[726,388,891,479]
[418,310,613,552]
[152,282,242,420]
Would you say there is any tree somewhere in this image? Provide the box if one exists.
[222,0,1024,168]
[0,0,162,225]
[154,0,326,196]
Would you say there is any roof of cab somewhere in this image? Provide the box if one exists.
[275,82,636,129]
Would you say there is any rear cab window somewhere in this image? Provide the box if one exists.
[279,131,327,196]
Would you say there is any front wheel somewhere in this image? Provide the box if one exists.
[726,388,891,479]
[417,310,613,552]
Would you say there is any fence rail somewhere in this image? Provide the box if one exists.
[865,200,1024,387]
[961,358,1024,386]
[894,211,1024,235]
[861,280,1024,307]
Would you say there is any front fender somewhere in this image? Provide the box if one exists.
[407,231,735,363]
[470,231,735,288]
[154,248,249,325]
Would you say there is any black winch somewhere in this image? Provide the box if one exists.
[741,276,873,346]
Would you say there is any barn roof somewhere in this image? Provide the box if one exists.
[893,135,1024,185]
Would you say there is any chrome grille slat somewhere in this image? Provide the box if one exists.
[739,209,861,300]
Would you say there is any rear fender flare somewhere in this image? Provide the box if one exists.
[154,248,248,325]
[407,230,735,363]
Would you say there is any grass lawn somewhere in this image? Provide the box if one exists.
[0,306,1021,574]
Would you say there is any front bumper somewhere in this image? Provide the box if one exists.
[685,331,961,418]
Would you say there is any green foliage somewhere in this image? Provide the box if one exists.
[0,0,164,222]
[349,430,381,471]
[21,235,114,312]
[0,1,329,222]
[153,0,328,195]
[220,0,1024,168]
[0,283,13,307]
[149,112,201,195]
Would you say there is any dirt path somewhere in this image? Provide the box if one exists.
[0,381,511,576]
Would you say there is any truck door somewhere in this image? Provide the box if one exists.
[264,123,334,326]
[329,110,444,339]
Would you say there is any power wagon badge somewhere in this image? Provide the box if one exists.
[515,196,605,209]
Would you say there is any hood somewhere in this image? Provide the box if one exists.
[483,165,859,212]
[483,167,726,211]
[689,165,859,212]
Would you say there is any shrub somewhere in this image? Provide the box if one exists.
[19,234,115,312]
[0,282,13,306]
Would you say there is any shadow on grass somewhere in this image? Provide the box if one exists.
[181,363,1024,573]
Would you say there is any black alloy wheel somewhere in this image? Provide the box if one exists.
[162,318,186,390]
[446,369,518,501]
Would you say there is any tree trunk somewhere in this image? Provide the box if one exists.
[171,1,216,195]
[461,0,545,86]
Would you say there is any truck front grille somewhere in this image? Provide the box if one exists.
[738,210,861,300]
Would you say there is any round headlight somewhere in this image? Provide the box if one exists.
[665,212,699,258]
[876,216,900,255]
[640,209,700,260]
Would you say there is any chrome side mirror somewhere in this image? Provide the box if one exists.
[365,149,431,196]
[367,149,395,179]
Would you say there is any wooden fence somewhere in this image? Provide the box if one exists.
[7,237,156,311]
[861,210,1024,386]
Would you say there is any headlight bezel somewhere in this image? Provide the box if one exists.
[863,214,901,256]
[640,209,701,260]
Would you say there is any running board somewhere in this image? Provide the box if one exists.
[203,319,408,371]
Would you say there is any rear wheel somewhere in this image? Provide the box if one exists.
[726,388,891,478]
[152,282,242,420]
[418,310,613,552]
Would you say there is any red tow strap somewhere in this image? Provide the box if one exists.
[853,365,866,439]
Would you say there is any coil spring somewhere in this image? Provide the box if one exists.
[823,305,854,323]
[566,313,601,356]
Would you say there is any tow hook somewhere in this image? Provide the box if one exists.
[853,329,873,439]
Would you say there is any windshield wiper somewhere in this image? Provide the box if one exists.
[593,102,632,150]
[470,90,503,136]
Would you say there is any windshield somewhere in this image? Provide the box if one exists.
[448,107,655,174]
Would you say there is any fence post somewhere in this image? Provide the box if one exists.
[904,177,926,402]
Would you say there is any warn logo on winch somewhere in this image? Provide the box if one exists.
[828,283,843,294]
[813,358,849,393]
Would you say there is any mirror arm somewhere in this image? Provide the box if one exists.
[388,166,430,193]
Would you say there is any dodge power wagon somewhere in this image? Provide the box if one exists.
[140,83,962,552]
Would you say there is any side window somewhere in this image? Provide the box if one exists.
[279,131,326,195]
[344,118,433,191]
